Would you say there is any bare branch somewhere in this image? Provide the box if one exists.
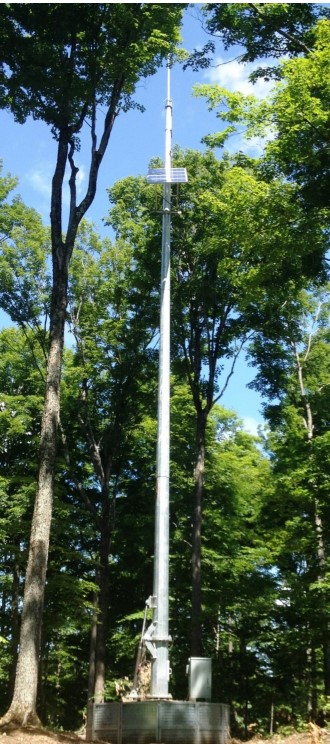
[290,339,314,440]
[214,335,249,406]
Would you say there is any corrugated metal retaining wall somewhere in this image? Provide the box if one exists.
[87,700,230,744]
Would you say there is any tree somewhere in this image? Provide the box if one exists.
[106,147,327,656]
[184,4,329,76]
[194,26,330,703]
[0,195,159,718]
[0,178,51,349]
[61,222,159,705]
[249,289,330,713]
[170,148,328,655]
[0,4,184,724]
[0,327,45,707]
[203,4,329,71]
[3,187,329,726]
[263,20,330,210]
[195,16,330,212]
[169,400,275,725]
[0,328,100,728]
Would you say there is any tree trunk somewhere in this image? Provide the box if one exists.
[323,633,330,701]
[87,584,99,705]
[239,637,249,739]
[292,339,329,702]
[270,702,274,736]
[312,496,330,698]
[1,58,123,725]
[1,266,68,726]
[94,487,112,703]
[9,540,21,695]
[86,584,99,738]
[307,642,318,720]
[191,410,206,656]
[39,645,49,725]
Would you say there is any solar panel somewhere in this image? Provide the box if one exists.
[147,167,188,184]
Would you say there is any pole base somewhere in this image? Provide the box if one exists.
[90,700,230,744]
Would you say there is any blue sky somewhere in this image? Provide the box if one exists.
[0,5,275,434]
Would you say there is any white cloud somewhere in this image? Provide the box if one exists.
[242,416,263,437]
[203,58,275,156]
[27,165,52,200]
[241,134,271,157]
[26,161,86,205]
[75,164,86,195]
[206,57,273,99]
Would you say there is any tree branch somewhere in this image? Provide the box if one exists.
[68,138,79,227]
[248,3,312,55]
[214,335,249,407]
[290,338,314,441]
[58,417,101,528]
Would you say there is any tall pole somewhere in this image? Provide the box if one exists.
[143,60,187,699]
[150,60,172,699]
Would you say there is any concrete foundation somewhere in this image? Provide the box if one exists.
[86,700,230,744]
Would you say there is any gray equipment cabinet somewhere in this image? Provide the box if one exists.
[188,657,212,701]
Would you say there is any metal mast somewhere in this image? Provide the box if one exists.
[145,60,187,699]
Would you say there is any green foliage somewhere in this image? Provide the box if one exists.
[245,289,330,718]
[109,148,326,415]
[195,19,330,213]
[0,325,45,709]
[267,20,330,207]
[186,3,322,73]
[203,4,329,74]
[0,4,184,130]
[0,183,49,712]
[186,2,329,78]
[0,12,187,719]
[1,6,330,716]
[104,148,330,714]
[0,163,51,327]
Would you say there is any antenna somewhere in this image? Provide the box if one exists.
[144,59,188,699]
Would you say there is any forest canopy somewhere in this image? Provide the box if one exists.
[0,2,329,736]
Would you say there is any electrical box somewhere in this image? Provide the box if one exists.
[187,657,212,701]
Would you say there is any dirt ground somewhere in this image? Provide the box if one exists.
[0,728,86,744]
[231,731,330,744]
[1,726,330,744]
